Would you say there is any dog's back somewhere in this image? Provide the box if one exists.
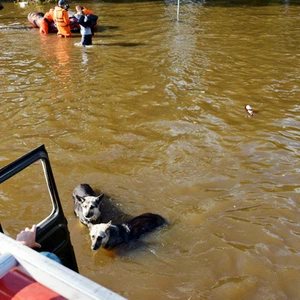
[127,213,166,241]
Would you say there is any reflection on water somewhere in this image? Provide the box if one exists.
[1,1,300,299]
[40,35,73,97]
[0,161,53,236]
[81,50,89,65]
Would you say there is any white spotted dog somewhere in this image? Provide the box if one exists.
[72,184,104,226]
[89,213,166,250]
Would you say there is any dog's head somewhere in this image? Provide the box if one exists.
[89,221,112,250]
[76,194,104,223]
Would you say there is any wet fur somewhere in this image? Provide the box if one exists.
[72,184,104,226]
[89,213,166,250]
[98,195,131,224]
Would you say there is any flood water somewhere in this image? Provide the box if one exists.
[1,0,300,299]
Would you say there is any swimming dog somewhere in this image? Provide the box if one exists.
[89,213,166,250]
[72,184,104,226]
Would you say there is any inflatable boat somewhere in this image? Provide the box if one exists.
[28,11,80,34]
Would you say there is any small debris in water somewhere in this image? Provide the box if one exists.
[245,104,254,117]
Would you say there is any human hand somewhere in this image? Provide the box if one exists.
[16,224,41,249]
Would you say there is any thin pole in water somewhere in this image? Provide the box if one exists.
[177,0,180,21]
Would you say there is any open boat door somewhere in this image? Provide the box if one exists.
[0,145,78,272]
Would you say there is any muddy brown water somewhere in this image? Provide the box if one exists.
[0,1,300,299]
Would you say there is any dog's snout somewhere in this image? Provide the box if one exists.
[91,244,99,251]
[86,211,94,218]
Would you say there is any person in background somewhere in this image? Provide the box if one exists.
[53,0,71,38]
[39,8,55,34]
[16,224,62,264]
[75,5,93,46]
[76,5,98,33]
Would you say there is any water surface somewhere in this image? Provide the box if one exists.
[0,1,300,299]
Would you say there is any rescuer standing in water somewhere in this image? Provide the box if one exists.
[53,0,71,38]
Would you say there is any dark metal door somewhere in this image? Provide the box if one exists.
[0,145,78,272]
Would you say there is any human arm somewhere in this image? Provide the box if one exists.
[63,8,70,25]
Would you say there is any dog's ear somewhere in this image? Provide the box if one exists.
[96,193,104,204]
[76,195,85,203]
[104,221,112,231]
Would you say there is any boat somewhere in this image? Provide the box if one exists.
[0,145,126,300]
[28,11,80,34]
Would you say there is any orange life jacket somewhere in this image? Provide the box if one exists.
[53,6,70,27]
[83,8,94,15]
[44,8,54,23]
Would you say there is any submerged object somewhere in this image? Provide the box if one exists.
[28,12,80,34]
[245,104,254,116]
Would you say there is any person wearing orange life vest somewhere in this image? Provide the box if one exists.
[44,8,55,25]
[39,8,55,34]
[53,0,71,37]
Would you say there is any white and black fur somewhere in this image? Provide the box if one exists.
[73,184,104,226]
[89,213,166,250]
